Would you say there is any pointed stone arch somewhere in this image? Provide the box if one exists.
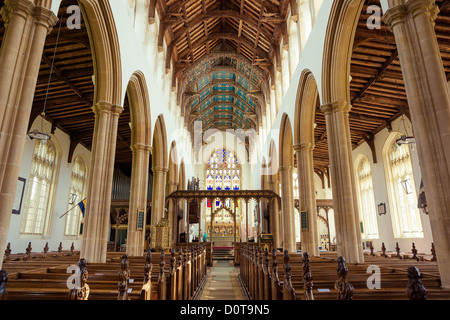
[167,141,179,245]
[268,139,281,249]
[78,0,122,106]
[294,69,320,256]
[279,113,294,169]
[151,114,168,226]
[321,0,363,106]
[78,0,124,263]
[294,69,319,149]
[124,71,152,256]
[152,114,168,170]
[320,0,364,263]
[127,71,152,149]
[279,114,296,253]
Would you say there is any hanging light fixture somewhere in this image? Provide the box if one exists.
[383,28,416,148]
[400,178,413,194]
[396,115,416,146]
[27,11,64,143]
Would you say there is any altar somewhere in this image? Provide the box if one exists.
[211,235,238,248]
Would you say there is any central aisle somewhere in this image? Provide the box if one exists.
[198,260,246,300]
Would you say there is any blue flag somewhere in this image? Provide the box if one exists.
[78,198,87,218]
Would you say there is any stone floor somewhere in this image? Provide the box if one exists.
[198,260,247,300]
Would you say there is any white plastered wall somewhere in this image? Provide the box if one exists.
[6,118,91,254]
[351,117,433,255]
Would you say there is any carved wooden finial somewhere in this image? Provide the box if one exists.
[57,242,63,258]
[3,243,11,262]
[144,249,152,283]
[335,257,354,300]
[42,242,49,259]
[396,242,402,259]
[69,259,90,300]
[431,243,437,262]
[160,250,166,277]
[0,270,8,300]
[283,250,291,278]
[259,246,263,266]
[264,248,270,273]
[303,252,314,300]
[407,266,427,300]
[381,242,387,258]
[411,243,419,261]
[272,248,277,266]
[177,247,183,267]
[118,254,130,300]
[170,248,176,273]
[370,243,375,256]
[24,242,32,261]
[70,242,75,256]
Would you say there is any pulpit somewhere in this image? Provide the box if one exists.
[150,218,171,251]
[259,234,274,253]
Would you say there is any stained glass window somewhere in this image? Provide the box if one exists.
[205,149,241,192]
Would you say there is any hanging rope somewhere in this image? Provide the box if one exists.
[30,10,64,142]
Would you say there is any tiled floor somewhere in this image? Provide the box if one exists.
[198,260,247,300]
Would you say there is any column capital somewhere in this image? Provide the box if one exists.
[93,101,124,116]
[320,101,351,115]
[153,166,169,174]
[383,0,439,29]
[407,0,439,22]
[0,0,33,28]
[278,165,294,173]
[32,6,59,34]
[294,143,315,152]
[131,143,152,154]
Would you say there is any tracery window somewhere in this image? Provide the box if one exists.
[21,140,58,235]
[355,155,379,239]
[384,133,423,238]
[206,149,241,191]
[64,156,87,237]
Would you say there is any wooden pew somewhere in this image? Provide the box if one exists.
[239,244,450,301]
[1,243,208,301]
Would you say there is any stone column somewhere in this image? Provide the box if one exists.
[151,166,168,225]
[295,143,320,257]
[279,165,297,253]
[0,0,57,269]
[127,144,151,257]
[166,180,178,245]
[81,101,123,263]
[268,176,282,249]
[320,101,363,263]
[383,0,450,288]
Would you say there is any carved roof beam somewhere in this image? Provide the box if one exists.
[169,11,277,49]
[181,3,195,63]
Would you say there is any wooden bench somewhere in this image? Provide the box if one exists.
[239,244,450,301]
[1,243,208,301]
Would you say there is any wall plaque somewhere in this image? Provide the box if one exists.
[137,210,145,231]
